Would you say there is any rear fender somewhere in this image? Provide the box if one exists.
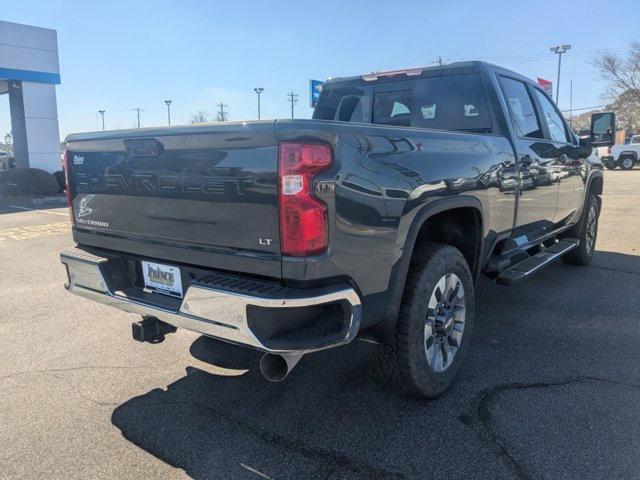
[360,196,484,344]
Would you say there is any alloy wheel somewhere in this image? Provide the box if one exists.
[424,273,466,372]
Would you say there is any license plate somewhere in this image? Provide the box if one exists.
[141,261,183,298]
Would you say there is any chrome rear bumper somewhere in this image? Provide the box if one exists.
[61,248,361,354]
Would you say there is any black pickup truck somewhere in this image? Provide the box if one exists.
[60,62,615,397]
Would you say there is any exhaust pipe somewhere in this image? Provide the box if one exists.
[259,353,303,382]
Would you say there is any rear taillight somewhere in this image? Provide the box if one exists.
[278,143,332,256]
[62,149,75,225]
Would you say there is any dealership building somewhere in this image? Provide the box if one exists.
[0,20,61,172]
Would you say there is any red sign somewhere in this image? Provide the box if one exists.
[537,77,553,98]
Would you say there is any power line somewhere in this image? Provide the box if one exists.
[561,104,606,113]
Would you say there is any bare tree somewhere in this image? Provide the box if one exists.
[190,110,210,124]
[2,133,12,154]
[593,41,640,104]
[610,90,640,133]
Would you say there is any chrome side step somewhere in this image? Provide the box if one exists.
[497,239,578,285]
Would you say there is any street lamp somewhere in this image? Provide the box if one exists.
[98,110,106,131]
[164,100,172,126]
[550,44,571,104]
[254,87,264,120]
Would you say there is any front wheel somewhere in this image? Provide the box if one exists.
[375,243,475,398]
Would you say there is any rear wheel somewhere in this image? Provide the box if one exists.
[375,243,474,398]
[562,193,599,266]
[620,156,635,170]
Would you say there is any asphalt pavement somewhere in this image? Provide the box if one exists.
[1,170,639,480]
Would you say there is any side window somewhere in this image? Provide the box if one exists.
[498,77,543,139]
[373,90,412,127]
[534,88,569,143]
[413,73,492,133]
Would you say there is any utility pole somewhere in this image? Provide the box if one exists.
[254,87,264,120]
[217,101,228,122]
[550,44,571,104]
[287,91,298,119]
[133,107,144,128]
[164,100,172,126]
[98,110,106,131]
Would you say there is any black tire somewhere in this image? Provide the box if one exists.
[562,193,599,266]
[620,156,635,170]
[604,163,616,170]
[374,243,475,398]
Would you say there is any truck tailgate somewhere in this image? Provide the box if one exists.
[65,122,281,277]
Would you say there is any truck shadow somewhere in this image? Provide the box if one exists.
[110,338,426,479]
[110,251,640,479]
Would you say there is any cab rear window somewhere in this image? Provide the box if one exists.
[373,90,412,127]
[314,73,492,133]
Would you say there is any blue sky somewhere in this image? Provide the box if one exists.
[1,0,638,139]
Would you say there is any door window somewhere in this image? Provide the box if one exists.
[499,77,543,139]
[533,88,569,143]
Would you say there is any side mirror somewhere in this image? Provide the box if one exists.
[576,139,593,158]
[590,112,616,147]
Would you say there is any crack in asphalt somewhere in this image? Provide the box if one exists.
[588,264,640,277]
[117,397,407,480]
[0,364,157,382]
[1,364,160,407]
[10,364,640,479]
[469,376,640,480]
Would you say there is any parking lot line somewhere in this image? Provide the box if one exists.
[0,222,70,241]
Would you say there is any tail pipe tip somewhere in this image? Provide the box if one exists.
[259,352,304,382]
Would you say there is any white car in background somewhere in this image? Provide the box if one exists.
[0,150,14,170]
[606,135,640,170]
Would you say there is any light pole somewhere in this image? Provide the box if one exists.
[254,87,264,120]
[98,110,106,131]
[164,100,172,126]
[550,44,571,104]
